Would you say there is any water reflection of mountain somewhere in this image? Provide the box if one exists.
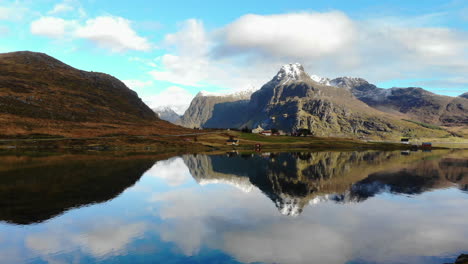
[183,151,467,216]
[0,154,162,225]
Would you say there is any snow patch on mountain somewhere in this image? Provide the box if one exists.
[197,88,256,99]
[198,178,254,193]
[275,195,303,217]
[310,74,331,86]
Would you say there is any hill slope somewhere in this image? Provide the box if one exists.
[0,51,191,137]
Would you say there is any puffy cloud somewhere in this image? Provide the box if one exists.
[149,19,271,91]
[144,157,193,186]
[75,16,151,52]
[30,16,77,38]
[152,12,468,94]
[142,86,194,115]
[26,220,147,258]
[216,12,357,58]
[149,181,468,264]
[30,15,151,52]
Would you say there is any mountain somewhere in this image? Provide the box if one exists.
[0,51,189,137]
[179,90,253,128]
[180,63,462,138]
[332,77,468,126]
[460,92,468,99]
[154,106,181,123]
[244,64,448,138]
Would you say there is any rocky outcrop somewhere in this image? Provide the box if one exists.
[179,91,252,128]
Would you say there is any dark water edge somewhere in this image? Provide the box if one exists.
[0,149,466,264]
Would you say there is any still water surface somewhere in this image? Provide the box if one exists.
[0,150,467,264]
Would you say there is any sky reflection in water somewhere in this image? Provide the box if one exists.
[0,150,466,264]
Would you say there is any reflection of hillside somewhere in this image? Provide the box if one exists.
[350,156,468,200]
[0,154,173,225]
[184,150,467,216]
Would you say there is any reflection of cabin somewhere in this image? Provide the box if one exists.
[421,142,432,149]
[226,138,239,146]
[401,138,410,144]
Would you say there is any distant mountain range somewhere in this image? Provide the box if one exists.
[0,51,190,137]
[153,106,181,123]
[178,63,466,138]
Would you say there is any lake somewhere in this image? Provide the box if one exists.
[0,150,467,264]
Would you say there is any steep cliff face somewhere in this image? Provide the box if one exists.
[334,77,468,126]
[179,91,252,128]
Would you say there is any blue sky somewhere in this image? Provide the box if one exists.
[0,0,467,113]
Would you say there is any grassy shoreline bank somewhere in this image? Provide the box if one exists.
[0,130,461,152]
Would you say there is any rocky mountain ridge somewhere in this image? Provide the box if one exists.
[178,63,465,138]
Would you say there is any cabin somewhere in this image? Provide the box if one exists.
[401,138,410,144]
[260,130,272,136]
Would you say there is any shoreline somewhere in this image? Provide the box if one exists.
[0,131,460,153]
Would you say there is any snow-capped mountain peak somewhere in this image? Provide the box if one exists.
[274,63,307,83]
[330,77,369,89]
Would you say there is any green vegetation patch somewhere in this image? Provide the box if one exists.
[402,119,444,130]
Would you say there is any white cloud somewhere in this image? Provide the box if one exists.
[30,16,77,38]
[217,12,357,58]
[26,220,147,258]
[143,86,194,115]
[149,19,271,91]
[0,4,30,21]
[48,0,86,16]
[75,16,151,52]
[152,12,468,94]
[48,3,73,15]
[30,15,151,52]
[144,157,193,186]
